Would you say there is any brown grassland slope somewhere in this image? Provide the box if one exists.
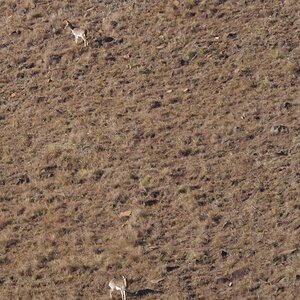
[0,0,299,299]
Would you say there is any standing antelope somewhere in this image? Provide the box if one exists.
[65,20,88,46]
[109,276,127,300]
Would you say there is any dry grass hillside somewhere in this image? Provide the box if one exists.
[0,0,299,299]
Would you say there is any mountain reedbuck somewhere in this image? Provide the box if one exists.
[109,276,127,300]
[65,20,88,46]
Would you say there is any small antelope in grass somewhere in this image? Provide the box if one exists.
[65,20,88,46]
[109,276,127,300]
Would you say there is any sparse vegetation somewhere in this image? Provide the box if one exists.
[0,0,299,299]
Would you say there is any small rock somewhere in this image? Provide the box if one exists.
[223,220,233,228]
[179,148,192,157]
[15,175,30,185]
[150,101,161,109]
[150,278,164,284]
[144,199,158,206]
[277,277,288,289]
[270,124,288,134]
[281,102,292,110]
[226,32,237,39]
[105,54,116,61]
[276,150,288,156]
[49,54,62,65]
[231,267,250,280]
[220,249,229,258]
[102,36,114,43]
[0,277,5,285]
[17,207,25,216]
[16,73,24,79]
[166,265,179,272]
[94,248,103,255]
[216,276,230,284]
[39,165,57,179]
[151,191,160,198]
[92,170,104,181]
[212,214,222,224]
[273,248,298,261]
[178,59,188,66]
[249,282,261,292]
[119,210,132,218]
[11,29,21,36]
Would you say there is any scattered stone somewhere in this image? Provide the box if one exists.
[281,102,292,110]
[165,265,179,272]
[49,54,62,65]
[141,68,152,75]
[223,220,233,228]
[150,278,164,284]
[144,199,158,206]
[16,73,25,79]
[15,175,30,185]
[94,36,117,47]
[92,170,104,181]
[150,100,161,109]
[273,248,298,261]
[39,165,57,179]
[94,248,103,255]
[95,144,105,152]
[17,207,25,216]
[178,59,188,66]
[226,32,237,39]
[102,36,114,43]
[249,282,261,292]
[231,267,250,280]
[216,276,230,284]
[276,150,288,156]
[119,210,132,218]
[270,124,288,134]
[134,288,163,296]
[151,190,160,198]
[0,277,5,286]
[220,249,229,258]
[179,148,193,157]
[186,11,196,17]
[11,29,21,36]
[277,277,288,289]
[212,214,222,224]
[4,238,19,250]
[104,54,116,61]
[130,173,139,180]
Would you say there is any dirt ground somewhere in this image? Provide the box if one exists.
[0,0,299,299]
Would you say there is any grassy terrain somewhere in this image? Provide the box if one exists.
[0,0,299,299]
